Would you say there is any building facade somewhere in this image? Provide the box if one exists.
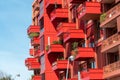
[25,0,120,80]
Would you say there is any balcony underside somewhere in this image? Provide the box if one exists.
[78,13,100,20]
[75,48,95,61]
[70,0,85,3]
[64,29,85,43]
[52,60,68,71]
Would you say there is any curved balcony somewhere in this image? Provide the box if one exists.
[32,75,41,80]
[50,8,68,22]
[77,2,101,20]
[27,25,40,38]
[100,3,120,28]
[31,37,40,46]
[74,47,95,61]
[52,60,68,71]
[57,23,76,36]
[64,29,85,43]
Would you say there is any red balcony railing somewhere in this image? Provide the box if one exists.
[50,8,68,22]
[52,60,68,70]
[81,69,103,79]
[103,60,120,78]
[101,33,120,53]
[32,75,41,80]
[46,0,62,10]
[28,62,40,70]
[31,37,40,46]
[74,47,95,61]
[29,48,34,56]
[64,29,85,43]
[77,2,101,20]
[34,49,41,57]
[47,44,64,54]
[27,25,40,35]
[100,3,120,28]
[25,58,38,66]
[57,23,76,36]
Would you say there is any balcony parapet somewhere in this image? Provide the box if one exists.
[101,33,120,53]
[103,60,120,78]
[77,2,101,20]
[100,3,120,28]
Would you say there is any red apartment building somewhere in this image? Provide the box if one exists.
[25,0,120,80]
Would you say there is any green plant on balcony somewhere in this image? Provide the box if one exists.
[45,45,50,52]
[29,32,39,38]
[100,13,106,23]
[57,56,64,60]
[52,40,62,44]
[72,42,79,57]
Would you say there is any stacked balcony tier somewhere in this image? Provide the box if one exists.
[64,29,85,43]
[46,0,62,11]
[47,44,64,55]
[81,69,103,80]
[50,8,68,22]
[25,58,40,70]
[57,23,76,36]
[31,37,40,46]
[103,60,120,79]
[101,33,120,53]
[100,3,120,28]
[27,25,40,38]
[32,75,41,80]
[77,2,101,20]
[52,60,68,71]
[74,47,95,61]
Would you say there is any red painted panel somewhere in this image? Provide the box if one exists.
[32,75,41,80]
[27,25,40,35]
[75,47,95,60]
[48,44,64,54]
[77,2,101,20]
[31,37,40,46]
[50,8,68,22]
[29,48,34,56]
[64,29,85,43]
[57,23,76,36]
[52,60,68,70]
[81,69,103,79]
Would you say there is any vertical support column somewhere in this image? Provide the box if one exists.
[118,45,120,60]
[117,16,120,32]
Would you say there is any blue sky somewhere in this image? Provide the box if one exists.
[0,0,33,79]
